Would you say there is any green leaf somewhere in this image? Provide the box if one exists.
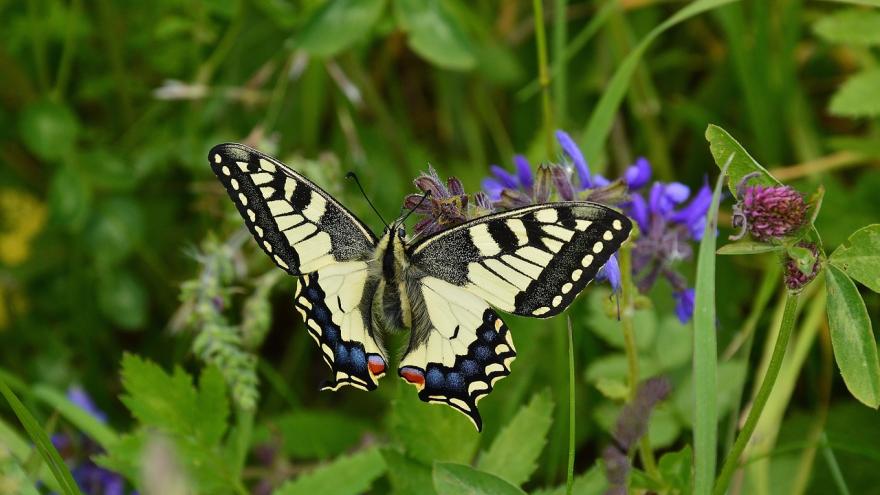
[814,9,880,46]
[691,162,729,495]
[18,100,79,162]
[94,432,146,483]
[705,124,780,194]
[829,69,880,118]
[47,165,91,230]
[581,0,739,168]
[716,240,784,256]
[658,445,693,493]
[583,291,656,351]
[825,265,880,408]
[477,390,554,487]
[97,270,148,330]
[394,0,477,70]
[433,463,526,495]
[382,448,436,495]
[0,377,82,495]
[295,0,386,58]
[531,464,608,495]
[786,245,817,276]
[31,385,118,448]
[390,389,479,465]
[830,224,880,292]
[273,448,386,495]
[259,410,370,459]
[120,354,229,444]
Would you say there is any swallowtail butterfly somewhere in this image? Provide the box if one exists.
[209,143,632,430]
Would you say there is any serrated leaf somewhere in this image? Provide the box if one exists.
[273,448,386,495]
[716,240,783,255]
[814,9,880,46]
[94,432,146,483]
[394,0,476,70]
[830,69,880,118]
[295,0,386,58]
[830,224,880,292]
[196,366,229,445]
[382,448,435,495]
[826,265,880,407]
[477,390,554,487]
[433,463,526,495]
[390,389,479,465]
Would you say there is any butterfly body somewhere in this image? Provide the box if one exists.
[209,143,632,430]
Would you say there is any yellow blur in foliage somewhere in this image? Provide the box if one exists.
[0,188,47,266]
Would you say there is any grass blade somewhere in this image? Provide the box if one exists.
[581,0,739,170]
[692,154,733,494]
[0,376,82,495]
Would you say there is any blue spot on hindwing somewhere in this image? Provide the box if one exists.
[335,344,349,365]
[460,360,479,377]
[474,345,491,361]
[447,372,465,391]
[312,306,330,324]
[350,346,367,372]
[426,368,444,388]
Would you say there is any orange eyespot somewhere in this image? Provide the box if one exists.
[367,355,386,376]
[399,367,425,386]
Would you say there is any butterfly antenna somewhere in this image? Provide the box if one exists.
[400,190,432,225]
[346,172,389,229]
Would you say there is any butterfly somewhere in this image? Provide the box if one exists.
[209,143,632,431]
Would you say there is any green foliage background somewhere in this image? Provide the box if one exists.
[1,0,879,494]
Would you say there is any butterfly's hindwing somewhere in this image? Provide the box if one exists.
[409,202,632,318]
[398,277,516,430]
[209,143,377,275]
[294,262,387,391]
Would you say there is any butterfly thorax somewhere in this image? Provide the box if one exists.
[370,222,414,334]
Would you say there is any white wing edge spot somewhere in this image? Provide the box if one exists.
[603,230,614,241]
[533,306,550,316]
[230,178,239,190]
[572,269,582,281]
[238,192,248,206]
[214,154,222,164]
[592,242,604,254]
[582,255,594,267]
[221,165,230,176]
[613,219,623,230]
[552,295,563,307]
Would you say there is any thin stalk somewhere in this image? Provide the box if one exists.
[27,0,50,92]
[52,0,82,100]
[566,316,575,495]
[714,293,799,495]
[532,0,555,156]
[619,240,658,476]
[553,0,567,125]
[820,432,851,495]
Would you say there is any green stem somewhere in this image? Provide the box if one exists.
[552,0,567,126]
[532,0,555,156]
[714,292,799,495]
[566,316,575,495]
[619,240,658,476]
[52,0,82,100]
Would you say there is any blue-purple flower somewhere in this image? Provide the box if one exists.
[50,387,135,495]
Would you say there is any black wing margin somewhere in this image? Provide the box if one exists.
[209,143,377,275]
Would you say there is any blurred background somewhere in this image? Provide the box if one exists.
[1,0,879,494]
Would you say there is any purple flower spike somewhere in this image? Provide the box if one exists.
[624,157,652,189]
[513,155,534,189]
[490,165,518,189]
[673,289,695,323]
[68,385,107,423]
[627,194,649,232]
[591,174,611,188]
[596,254,622,293]
[555,130,591,189]
[670,180,713,240]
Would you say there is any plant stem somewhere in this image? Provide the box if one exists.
[552,0,567,126]
[532,0,555,156]
[566,316,575,495]
[619,240,658,476]
[714,292,799,495]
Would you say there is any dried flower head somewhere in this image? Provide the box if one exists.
[784,242,821,292]
[731,175,806,242]
[406,166,492,235]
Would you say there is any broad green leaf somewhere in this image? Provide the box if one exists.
[257,410,370,459]
[826,265,880,407]
[653,316,692,371]
[716,240,784,256]
[295,0,386,58]
[705,124,780,193]
[581,0,739,168]
[814,9,880,45]
[433,463,526,495]
[382,448,435,495]
[477,390,554,487]
[531,464,607,495]
[94,432,145,483]
[18,100,79,161]
[196,366,230,446]
[0,377,82,495]
[594,377,630,400]
[394,0,476,70]
[273,448,386,495]
[32,385,118,448]
[658,445,693,493]
[390,389,479,465]
[829,70,880,118]
[830,224,880,292]
[47,165,91,230]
